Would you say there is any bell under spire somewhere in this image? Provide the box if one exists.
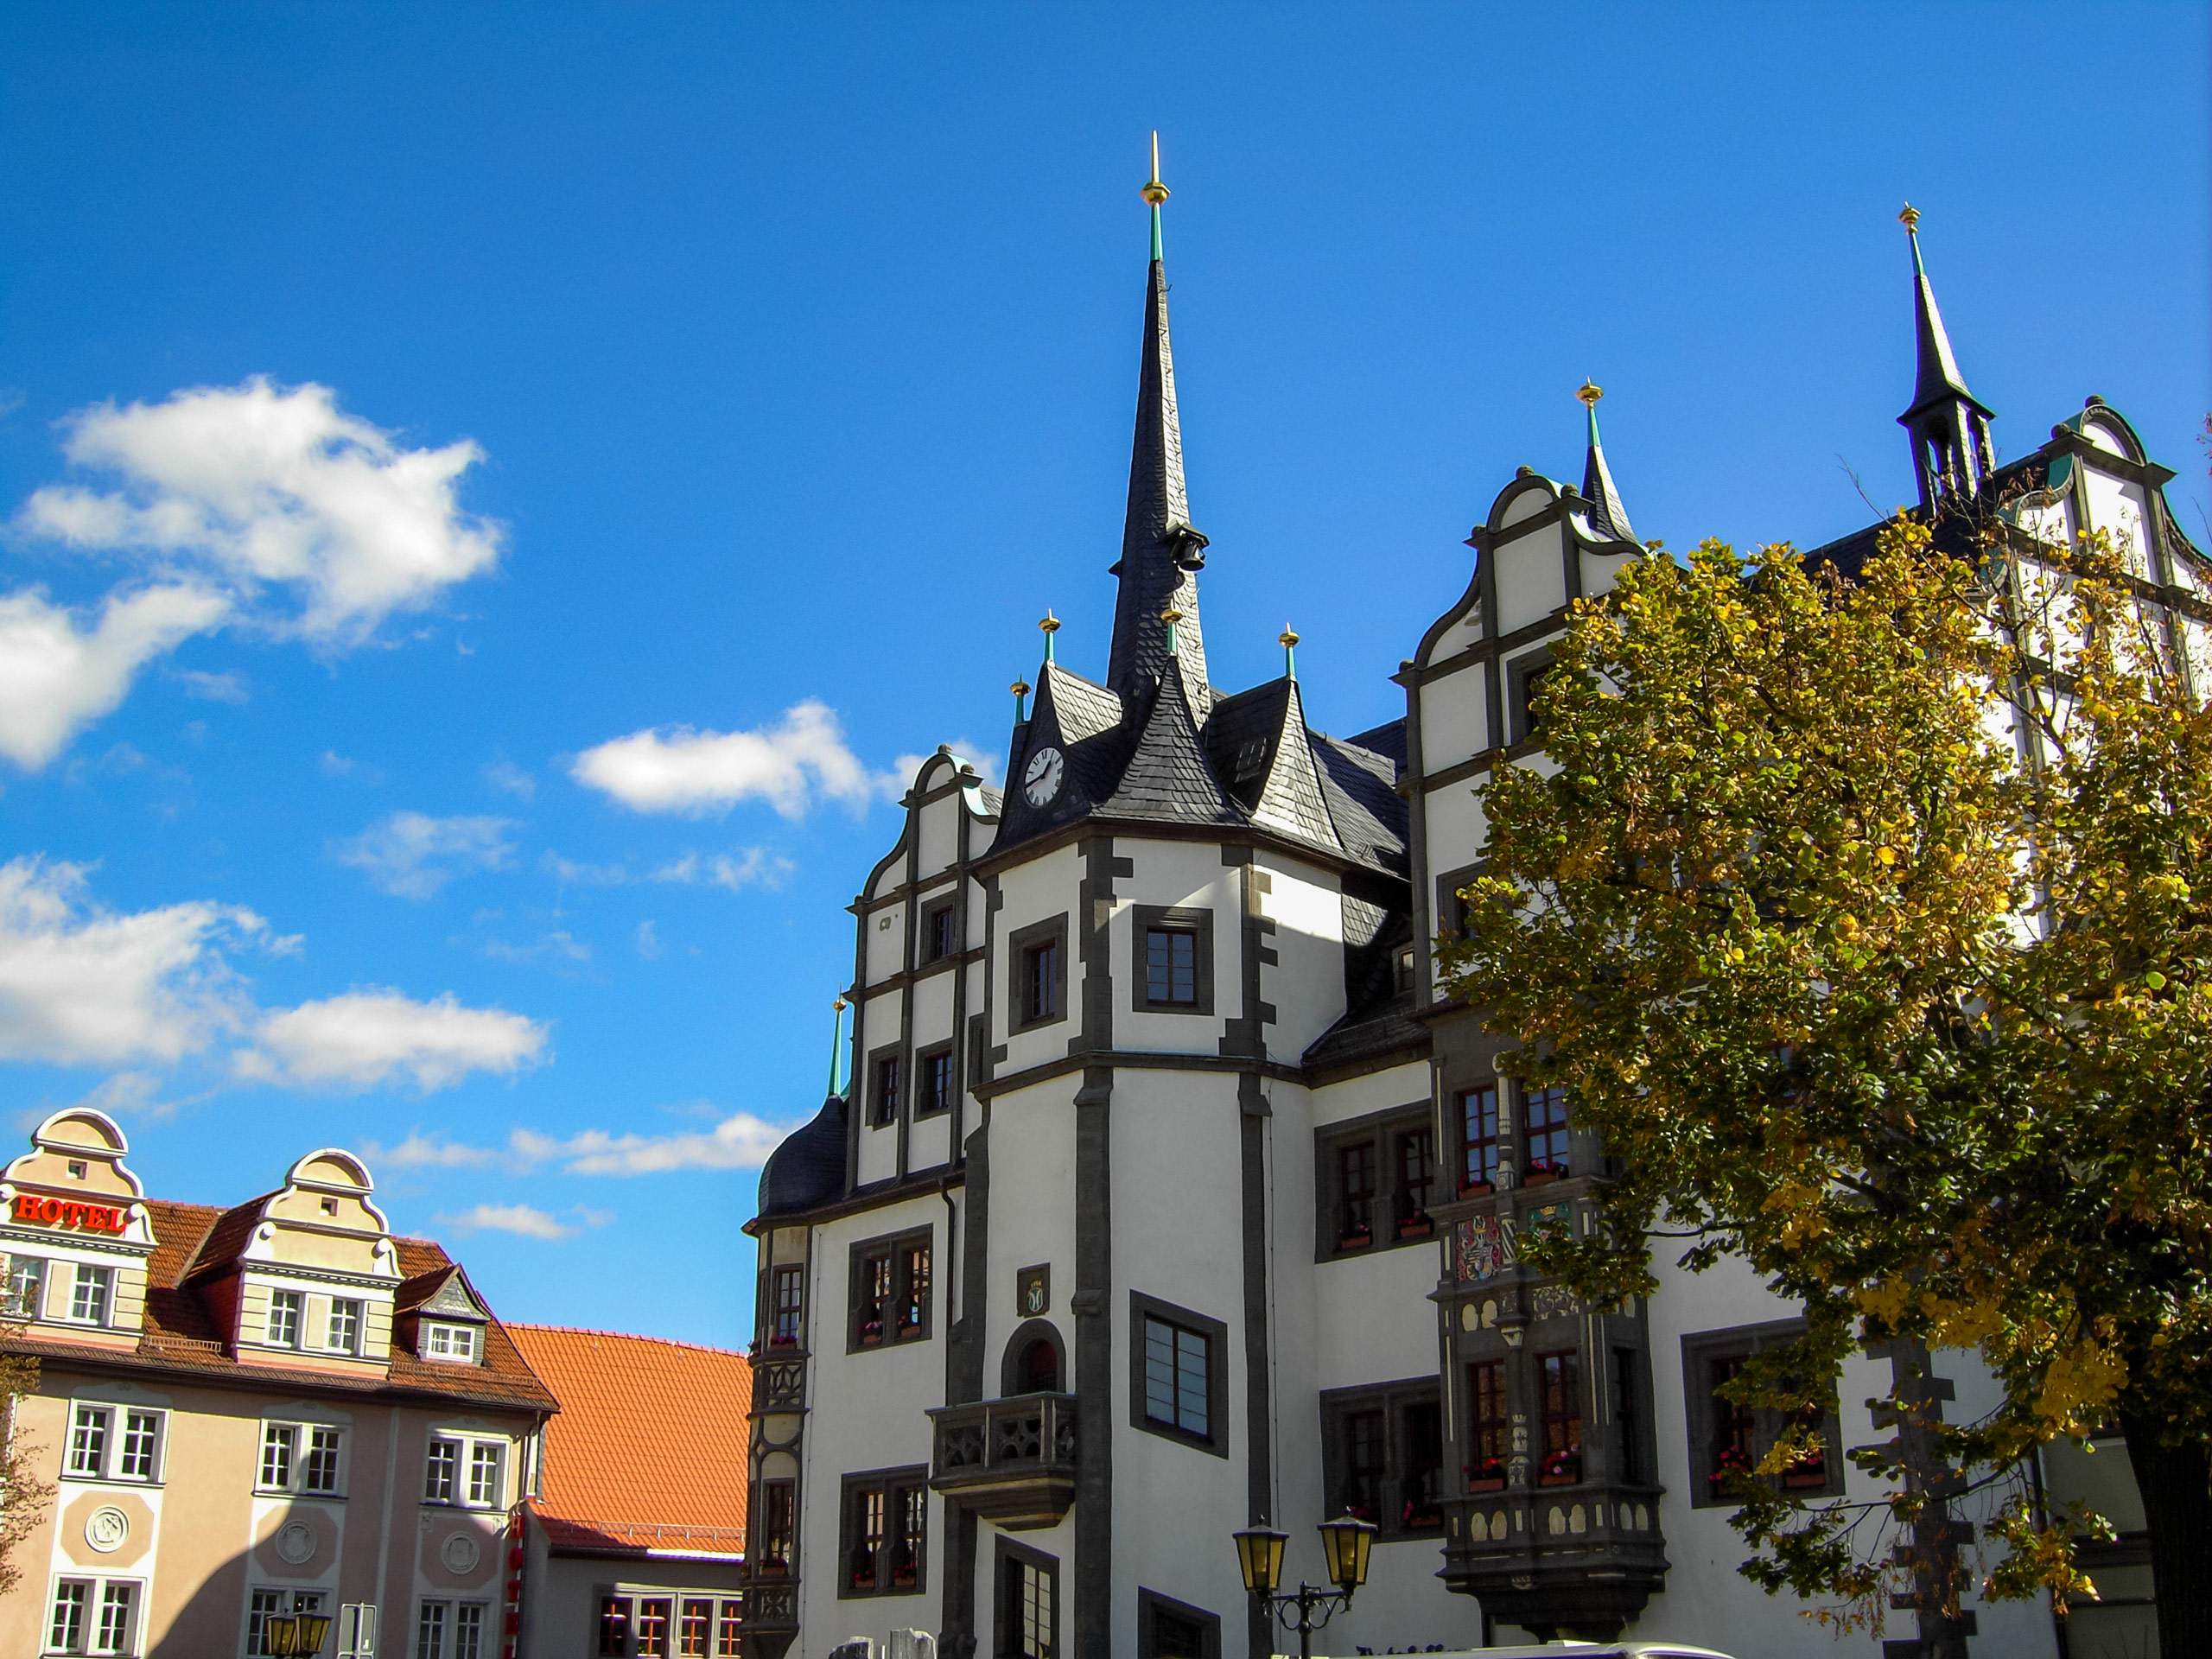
[1108,133,1209,702]
[1895,205,1995,509]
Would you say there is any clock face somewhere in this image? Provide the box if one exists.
[1023,746,1065,806]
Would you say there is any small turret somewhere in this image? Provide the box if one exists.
[1896,205,1996,509]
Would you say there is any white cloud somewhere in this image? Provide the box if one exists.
[507,1108,788,1176]
[634,919,662,959]
[433,1201,609,1243]
[571,700,877,817]
[540,849,628,886]
[0,582,232,769]
[320,749,356,776]
[0,856,265,1065]
[359,1130,500,1170]
[650,849,793,893]
[485,759,534,800]
[172,667,249,703]
[483,931,590,967]
[237,988,548,1091]
[331,811,517,899]
[18,377,503,646]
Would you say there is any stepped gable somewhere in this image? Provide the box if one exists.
[1098,658,1243,827]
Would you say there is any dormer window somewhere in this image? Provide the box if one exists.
[265,1290,302,1348]
[423,1322,479,1363]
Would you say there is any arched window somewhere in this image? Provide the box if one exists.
[1000,1319,1065,1398]
[1019,1338,1059,1395]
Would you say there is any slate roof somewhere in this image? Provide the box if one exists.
[1102,661,1245,826]
[510,1325,750,1558]
[3,1198,556,1414]
[754,1094,849,1224]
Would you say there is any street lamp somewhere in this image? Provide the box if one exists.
[1231,1515,1376,1659]
[264,1611,334,1656]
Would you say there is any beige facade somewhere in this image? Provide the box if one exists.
[0,1109,557,1659]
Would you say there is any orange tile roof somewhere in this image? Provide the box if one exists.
[2,1198,558,1414]
[508,1324,752,1555]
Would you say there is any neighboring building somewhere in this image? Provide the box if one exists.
[740,168,2193,1659]
[0,1108,556,1659]
[509,1325,749,1659]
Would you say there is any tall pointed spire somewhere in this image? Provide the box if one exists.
[1577,381,1637,545]
[1108,132,1209,702]
[1895,205,1995,510]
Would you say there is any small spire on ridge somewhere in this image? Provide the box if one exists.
[1576,381,1637,545]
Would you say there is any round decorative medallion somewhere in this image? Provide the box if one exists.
[441,1530,481,1573]
[275,1521,316,1565]
[84,1506,130,1554]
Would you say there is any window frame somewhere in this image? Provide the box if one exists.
[1535,1349,1584,1486]
[1465,1359,1509,1491]
[423,1432,508,1510]
[836,1465,930,1599]
[754,1478,796,1576]
[868,1045,904,1129]
[767,1263,804,1349]
[847,1226,933,1353]
[257,1417,346,1498]
[1319,1377,1448,1537]
[914,1043,956,1118]
[1456,1084,1501,1195]
[265,1288,304,1348]
[247,1588,327,1657]
[1505,647,1555,747]
[327,1297,364,1356]
[68,1262,112,1327]
[1128,1291,1228,1459]
[1130,905,1215,1016]
[1680,1319,1844,1507]
[1521,1083,1572,1181]
[993,1535,1059,1659]
[1137,1586,1220,1659]
[1007,916,1069,1033]
[412,1597,492,1659]
[421,1321,481,1364]
[5,1253,48,1319]
[921,899,958,964]
[1315,1104,1443,1259]
[63,1402,168,1484]
[48,1573,143,1657]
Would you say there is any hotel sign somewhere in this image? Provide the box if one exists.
[10,1194,130,1234]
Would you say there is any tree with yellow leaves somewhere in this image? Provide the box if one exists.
[1440,516,2212,1656]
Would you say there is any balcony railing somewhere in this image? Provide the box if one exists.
[927,1391,1077,1530]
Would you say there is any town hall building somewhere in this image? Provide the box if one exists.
[740,162,2191,1659]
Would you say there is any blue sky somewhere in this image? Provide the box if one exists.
[2,4,2205,1348]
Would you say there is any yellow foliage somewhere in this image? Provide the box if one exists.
[2034,1340,2129,1431]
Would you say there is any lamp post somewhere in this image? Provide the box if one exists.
[264,1611,334,1656]
[1231,1515,1376,1659]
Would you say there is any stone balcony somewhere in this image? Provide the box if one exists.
[1440,1483,1670,1642]
[927,1391,1077,1530]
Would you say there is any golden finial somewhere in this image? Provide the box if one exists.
[833,995,849,1014]
[1576,380,1604,408]
[1160,606,1183,625]
[1278,626,1300,649]
[1141,130,1170,207]
[1010,678,1032,698]
[1279,625,1300,681]
[1039,610,1060,635]
[1898,202,1921,232]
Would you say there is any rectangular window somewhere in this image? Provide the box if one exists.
[70,1264,111,1325]
[894,1484,926,1587]
[849,1488,885,1591]
[1008,916,1067,1031]
[1537,1351,1583,1484]
[997,1547,1058,1659]
[925,902,957,963]
[637,1597,672,1657]
[1340,1408,1384,1525]
[1393,1128,1435,1236]
[467,1441,503,1506]
[842,1468,928,1598]
[871,1052,902,1128]
[1337,1142,1376,1246]
[1144,926,1198,1006]
[850,1229,931,1349]
[1458,1086,1499,1193]
[327,1298,362,1355]
[302,1426,343,1494]
[598,1598,632,1657]
[758,1479,795,1573]
[265,1289,302,1347]
[1402,1399,1445,1530]
[678,1598,714,1657]
[1682,1319,1843,1507]
[248,1588,285,1657]
[423,1323,479,1363]
[918,1047,955,1116]
[1140,1591,1219,1659]
[50,1581,88,1653]
[1141,1317,1209,1440]
[453,1603,485,1659]
[1613,1348,1644,1485]
[68,1404,111,1477]
[97,1583,135,1655]
[416,1600,448,1659]
[259,1423,296,1491]
[1707,1353,1755,1496]
[118,1410,161,1481]
[1467,1361,1508,1487]
[1522,1084,1570,1179]
[5,1255,45,1318]
[715,1600,741,1656]
[425,1438,459,1503]
[771,1264,804,1346]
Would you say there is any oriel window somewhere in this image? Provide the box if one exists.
[1466,1360,1508,1486]
[771,1264,804,1346]
[1458,1086,1499,1192]
[1522,1084,1570,1179]
[758,1480,795,1573]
